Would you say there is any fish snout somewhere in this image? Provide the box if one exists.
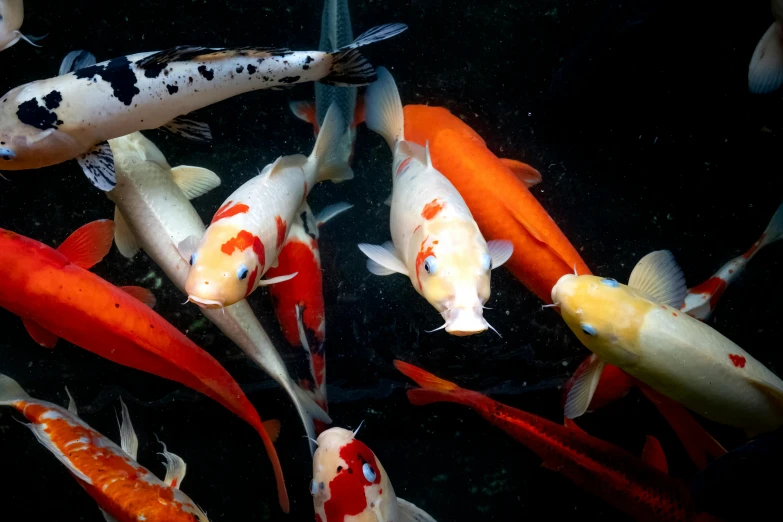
[443,306,488,336]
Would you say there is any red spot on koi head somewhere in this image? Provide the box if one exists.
[275,216,287,250]
[212,200,250,223]
[221,230,266,267]
[421,199,443,220]
[323,439,381,521]
[729,354,746,368]
[672,312,678,317]
[415,236,436,291]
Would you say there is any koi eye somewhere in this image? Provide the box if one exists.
[0,148,15,160]
[237,264,249,280]
[309,479,317,495]
[580,323,597,336]
[481,253,492,271]
[423,256,437,274]
[189,252,197,265]
[362,462,377,482]
[600,278,619,288]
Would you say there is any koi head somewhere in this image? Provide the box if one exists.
[0,0,24,49]
[184,225,266,308]
[311,427,395,522]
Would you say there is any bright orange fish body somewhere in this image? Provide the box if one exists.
[0,221,288,511]
[401,105,591,302]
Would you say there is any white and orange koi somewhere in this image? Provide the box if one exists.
[553,250,783,437]
[358,67,513,336]
[681,201,783,320]
[0,373,214,522]
[311,426,436,522]
[183,104,352,309]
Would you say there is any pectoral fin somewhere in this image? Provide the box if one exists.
[257,273,298,286]
[161,117,212,143]
[487,240,513,269]
[159,443,187,489]
[171,166,221,199]
[627,250,687,308]
[77,141,116,191]
[65,387,78,416]
[499,158,542,188]
[176,235,201,263]
[22,319,59,349]
[563,354,606,419]
[118,398,139,460]
[358,242,408,276]
[316,202,353,227]
[113,207,140,259]
[57,219,115,269]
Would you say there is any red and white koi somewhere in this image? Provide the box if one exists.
[0,373,211,521]
[681,201,783,320]
[183,104,352,309]
[106,131,330,452]
[358,67,513,336]
[311,426,437,522]
[267,201,352,433]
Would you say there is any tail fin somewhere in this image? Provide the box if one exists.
[394,360,480,407]
[749,21,783,94]
[365,67,404,150]
[311,104,354,183]
[321,23,408,87]
[757,201,783,251]
[0,374,30,406]
[287,382,331,456]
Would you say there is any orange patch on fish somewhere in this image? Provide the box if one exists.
[221,230,266,267]
[728,354,746,368]
[275,216,287,250]
[211,200,250,223]
[396,157,413,177]
[415,236,436,291]
[421,199,443,220]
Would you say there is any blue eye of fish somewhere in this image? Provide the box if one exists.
[481,253,492,271]
[424,256,437,274]
[237,264,249,280]
[189,252,197,265]
[580,323,597,336]
[309,479,317,496]
[600,278,619,288]
[362,462,377,482]
[0,148,15,161]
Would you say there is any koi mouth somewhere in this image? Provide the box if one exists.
[187,295,225,310]
[427,307,500,337]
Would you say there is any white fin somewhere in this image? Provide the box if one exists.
[316,202,353,227]
[398,140,429,167]
[176,235,201,263]
[312,104,354,183]
[14,31,45,48]
[77,141,116,191]
[59,50,97,75]
[358,242,408,276]
[100,509,120,522]
[758,201,783,250]
[289,100,316,123]
[161,117,213,143]
[257,272,298,286]
[627,250,687,308]
[65,387,78,416]
[114,207,140,259]
[171,166,221,199]
[118,398,139,460]
[563,354,606,419]
[397,498,438,522]
[258,157,284,182]
[499,158,542,188]
[0,374,30,405]
[749,21,783,94]
[158,440,187,489]
[383,194,392,206]
[365,66,404,149]
[487,240,514,269]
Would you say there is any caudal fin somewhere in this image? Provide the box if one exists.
[394,360,479,407]
[0,374,30,406]
[757,201,783,251]
[311,104,354,183]
[322,23,408,87]
[749,21,783,94]
[365,66,404,150]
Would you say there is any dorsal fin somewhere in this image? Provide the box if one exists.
[627,251,687,308]
[56,220,115,269]
[120,286,156,308]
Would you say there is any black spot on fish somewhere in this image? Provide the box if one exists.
[198,65,214,81]
[43,91,63,110]
[301,211,316,240]
[278,76,300,84]
[236,65,244,73]
[166,84,179,95]
[188,76,193,83]
[17,98,62,130]
[75,57,140,106]
[262,76,270,81]
[247,64,257,74]
[257,58,265,64]
[303,55,313,70]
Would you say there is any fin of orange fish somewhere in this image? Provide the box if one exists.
[264,419,282,443]
[56,219,115,269]
[22,318,59,348]
[290,100,318,126]
[119,286,157,308]
[499,158,542,188]
[641,435,669,474]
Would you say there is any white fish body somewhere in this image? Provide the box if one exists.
[106,132,329,451]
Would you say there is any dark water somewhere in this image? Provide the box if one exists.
[0,0,781,520]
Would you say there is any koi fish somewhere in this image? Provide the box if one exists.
[398,106,588,304]
[0,1,43,52]
[0,23,406,191]
[0,220,289,511]
[0,373,215,521]
[552,250,783,437]
[748,0,783,93]
[267,201,353,434]
[183,104,352,309]
[311,426,437,522]
[104,129,330,453]
[394,360,721,522]
[359,67,513,336]
[290,0,363,165]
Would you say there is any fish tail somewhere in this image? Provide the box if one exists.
[757,201,783,251]
[252,418,290,513]
[321,23,407,87]
[311,104,354,183]
[748,21,783,94]
[365,66,404,150]
[394,360,481,407]
[0,373,30,406]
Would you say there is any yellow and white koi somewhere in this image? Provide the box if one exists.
[358,67,512,336]
[311,426,436,522]
[552,250,783,436]
[183,104,352,309]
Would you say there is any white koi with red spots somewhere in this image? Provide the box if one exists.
[358,67,512,336]
[0,373,209,522]
[311,427,436,522]
[553,250,783,437]
[183,104,352,309]
[105,131,330,454]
